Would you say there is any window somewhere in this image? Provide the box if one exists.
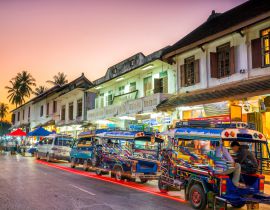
[100,93,104,108]
[40,106,43,117]
[217,43,230,78]
[28,107,30,119]
[17,112,20,121]
[210,43,234,78]
[261,28,270,67]
[184,56,195,86]
[154,77,168,93]
[22,110,25,120]
[53,101,57,113]
[46,103,49,116]
[106,91,113,106]
[77,99,83,117]
[129,82,136,92]
[47,138,53,145]
[61,105,66,121]
[69,102,74,120]
[143,76,152,96]
[119,86,125,95]
[12,114,15,124]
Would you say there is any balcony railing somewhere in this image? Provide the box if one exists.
[87,93,172,121]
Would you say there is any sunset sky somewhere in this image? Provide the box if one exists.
[0,0,246,116]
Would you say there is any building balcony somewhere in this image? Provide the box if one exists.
[87,92,172,121]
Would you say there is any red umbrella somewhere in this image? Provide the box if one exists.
[7,129,26,137]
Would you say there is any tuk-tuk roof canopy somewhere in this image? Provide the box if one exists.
[174,127,267,142]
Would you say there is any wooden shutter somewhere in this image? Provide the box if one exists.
[194,59,200,83]
[251,38,262,68]
[154,78,161,93]
[180,64,185,87]
[230,46,235,75]
[163,77,168,93]
[210,52,218,78]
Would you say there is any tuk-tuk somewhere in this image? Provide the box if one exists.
[158,125,270,210]
[94,131,164,183]
[70,131,96,171]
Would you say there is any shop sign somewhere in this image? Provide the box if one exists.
[127,99,143,114]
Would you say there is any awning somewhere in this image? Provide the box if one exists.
[33,120,55,129]
[7,129,26,137]
[157,75,270,111]
[28,127,52,137]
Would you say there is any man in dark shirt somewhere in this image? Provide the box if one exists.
[230,141,258,174]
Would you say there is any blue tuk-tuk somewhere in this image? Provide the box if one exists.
[94,130,163,183]
[159,125,270,210]
[70,129,107,171]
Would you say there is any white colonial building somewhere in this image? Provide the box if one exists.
[87,48,176,131]
[158,0,270,137]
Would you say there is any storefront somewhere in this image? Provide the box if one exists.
[157,75,270,138]
[56,124,83,138]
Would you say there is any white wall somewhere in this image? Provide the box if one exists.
[95,61,176,108]
[175,19,270,94]
[57,90,84,124]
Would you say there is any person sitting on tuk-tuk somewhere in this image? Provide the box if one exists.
[214,142,241,187]
[230,141,258,174]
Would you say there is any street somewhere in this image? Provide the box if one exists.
[1,154,270,210]
[0,154,192,210]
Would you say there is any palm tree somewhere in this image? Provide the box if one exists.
[0,103,9,136]
[16,70,36,97]
[5,80,24,107]
[0,103,8,122]
[5,71,36,107]
[33,86,48,96]
[47,72,68,86]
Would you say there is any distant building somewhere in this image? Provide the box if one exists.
[11,73,93,137]
[87,48,176,131]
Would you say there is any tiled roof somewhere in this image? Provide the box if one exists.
[163,0,270,58]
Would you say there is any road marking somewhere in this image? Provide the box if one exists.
[70,184,96,196]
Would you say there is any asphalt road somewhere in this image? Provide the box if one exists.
[0,153,193,210]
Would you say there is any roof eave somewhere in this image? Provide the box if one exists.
[163,12,270,59]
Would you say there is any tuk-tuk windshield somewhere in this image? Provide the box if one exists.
[55,136,73,147]
[77,137,93,147]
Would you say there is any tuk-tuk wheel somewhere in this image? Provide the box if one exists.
[189,184,207,210]
[70,158,76,168]
[114,166,124,181]
[158,177,169,193]
[36,153,40,160]
[140,178,148,184]
[96,169,102,176]
[83,160,89,171]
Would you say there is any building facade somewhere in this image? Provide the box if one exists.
[87,49,176,131]
[11,74,93,137]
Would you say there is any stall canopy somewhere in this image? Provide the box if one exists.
[27,127,52,137]
[7,129,26,137]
